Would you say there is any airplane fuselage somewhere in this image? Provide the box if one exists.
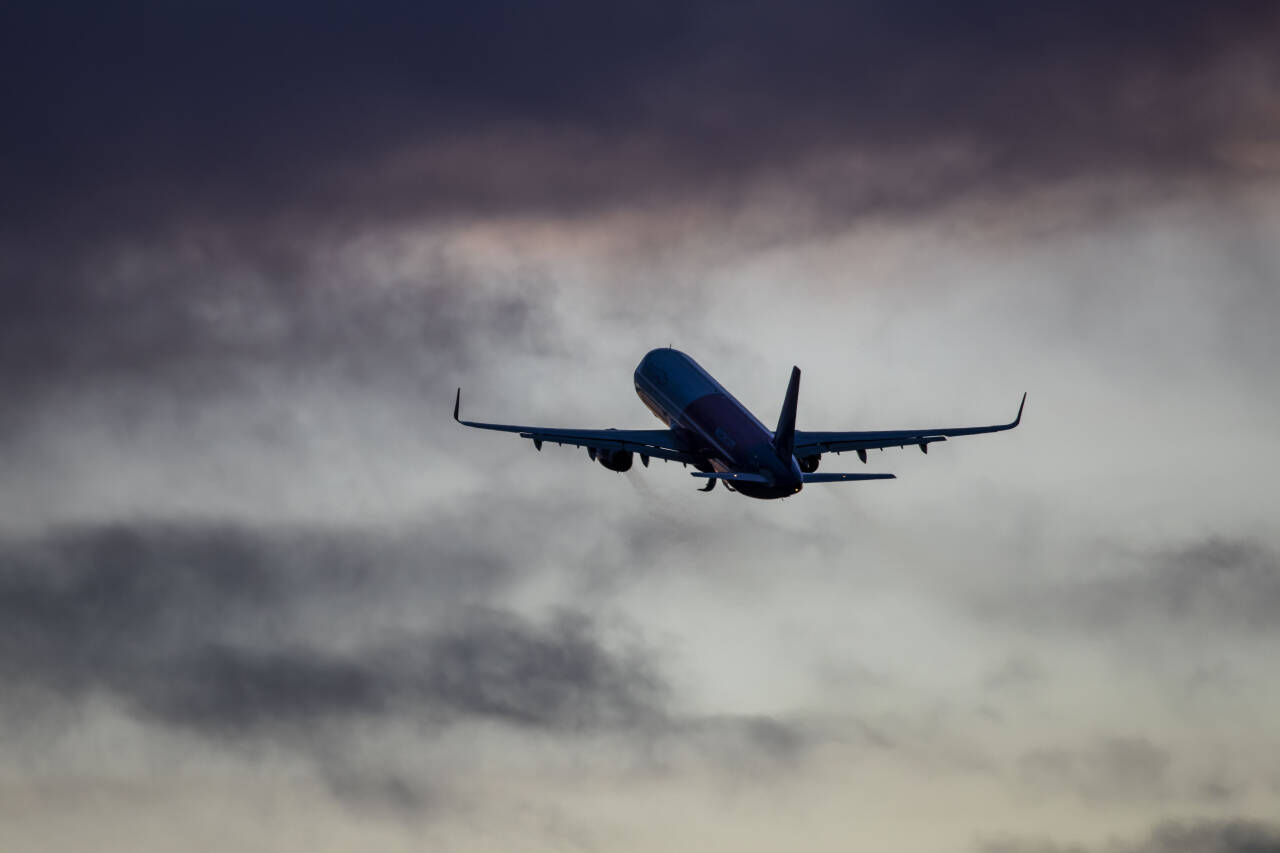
[633,349,803,499]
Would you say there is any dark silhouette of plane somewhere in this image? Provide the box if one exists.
[455,348,1024,499]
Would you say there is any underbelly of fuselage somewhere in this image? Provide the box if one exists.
[634,377,802,499]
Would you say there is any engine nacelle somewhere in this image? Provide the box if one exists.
[596,449,634,472]
[798,454,820,473]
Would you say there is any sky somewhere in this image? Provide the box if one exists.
[3,2,1280,850]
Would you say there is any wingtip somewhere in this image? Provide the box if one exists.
[1014,392,1027,426]
[453,387,461,422]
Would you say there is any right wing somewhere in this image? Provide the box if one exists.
[453,389,701,464]
[793,393,1026,458]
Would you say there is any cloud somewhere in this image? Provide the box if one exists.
[979,538,1280,636]
[4,0,1279,251]
[981,818,1280,853]
[7,2,1279,491]
[1129,540,1280,632]
[1018,736,1170,803]
[2,3,1278,844]
[0,518,829,813]
[142,608,665,736]
[984,656,1046,692]
[0,239,558,424]
[0,521,660,738]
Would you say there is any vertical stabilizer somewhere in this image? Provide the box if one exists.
[773,366,801,459]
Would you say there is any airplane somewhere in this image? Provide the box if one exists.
[454,348,1025,500]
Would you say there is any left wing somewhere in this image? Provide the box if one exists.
[793,393,1026,458]
[453,389,701,465]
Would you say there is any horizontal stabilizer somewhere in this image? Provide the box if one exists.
[690,471,772,484]
[802,472,896,483]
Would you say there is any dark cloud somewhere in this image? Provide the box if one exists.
[1142,822,1280,853]
[0,519,826,812]
[0,521,658,739]
[981,818,1280,853]
[6,1,1278,438]
[140,608,664,735]
[4,0,1279,250]
[0,240,558,432]
[1018,736,1170,803]
[1132,539,1280,632]
[980,538,1280,636]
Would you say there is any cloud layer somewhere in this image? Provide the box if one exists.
[4,2,1280,851]
[6,0,1280,248]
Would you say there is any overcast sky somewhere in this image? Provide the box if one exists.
[3,2,1280,851]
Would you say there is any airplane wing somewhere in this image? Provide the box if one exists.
[792,393,1026,458]
[453,389,701,464]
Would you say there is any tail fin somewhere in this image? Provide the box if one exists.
[773,366,801,459]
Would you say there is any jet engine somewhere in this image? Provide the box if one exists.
[595,448,634,472]
[798,454,820,473]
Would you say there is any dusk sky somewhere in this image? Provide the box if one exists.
[3,3,1280,851]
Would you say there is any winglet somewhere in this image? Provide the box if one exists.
[454,388,461,422]
[1012,392,1027,428]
